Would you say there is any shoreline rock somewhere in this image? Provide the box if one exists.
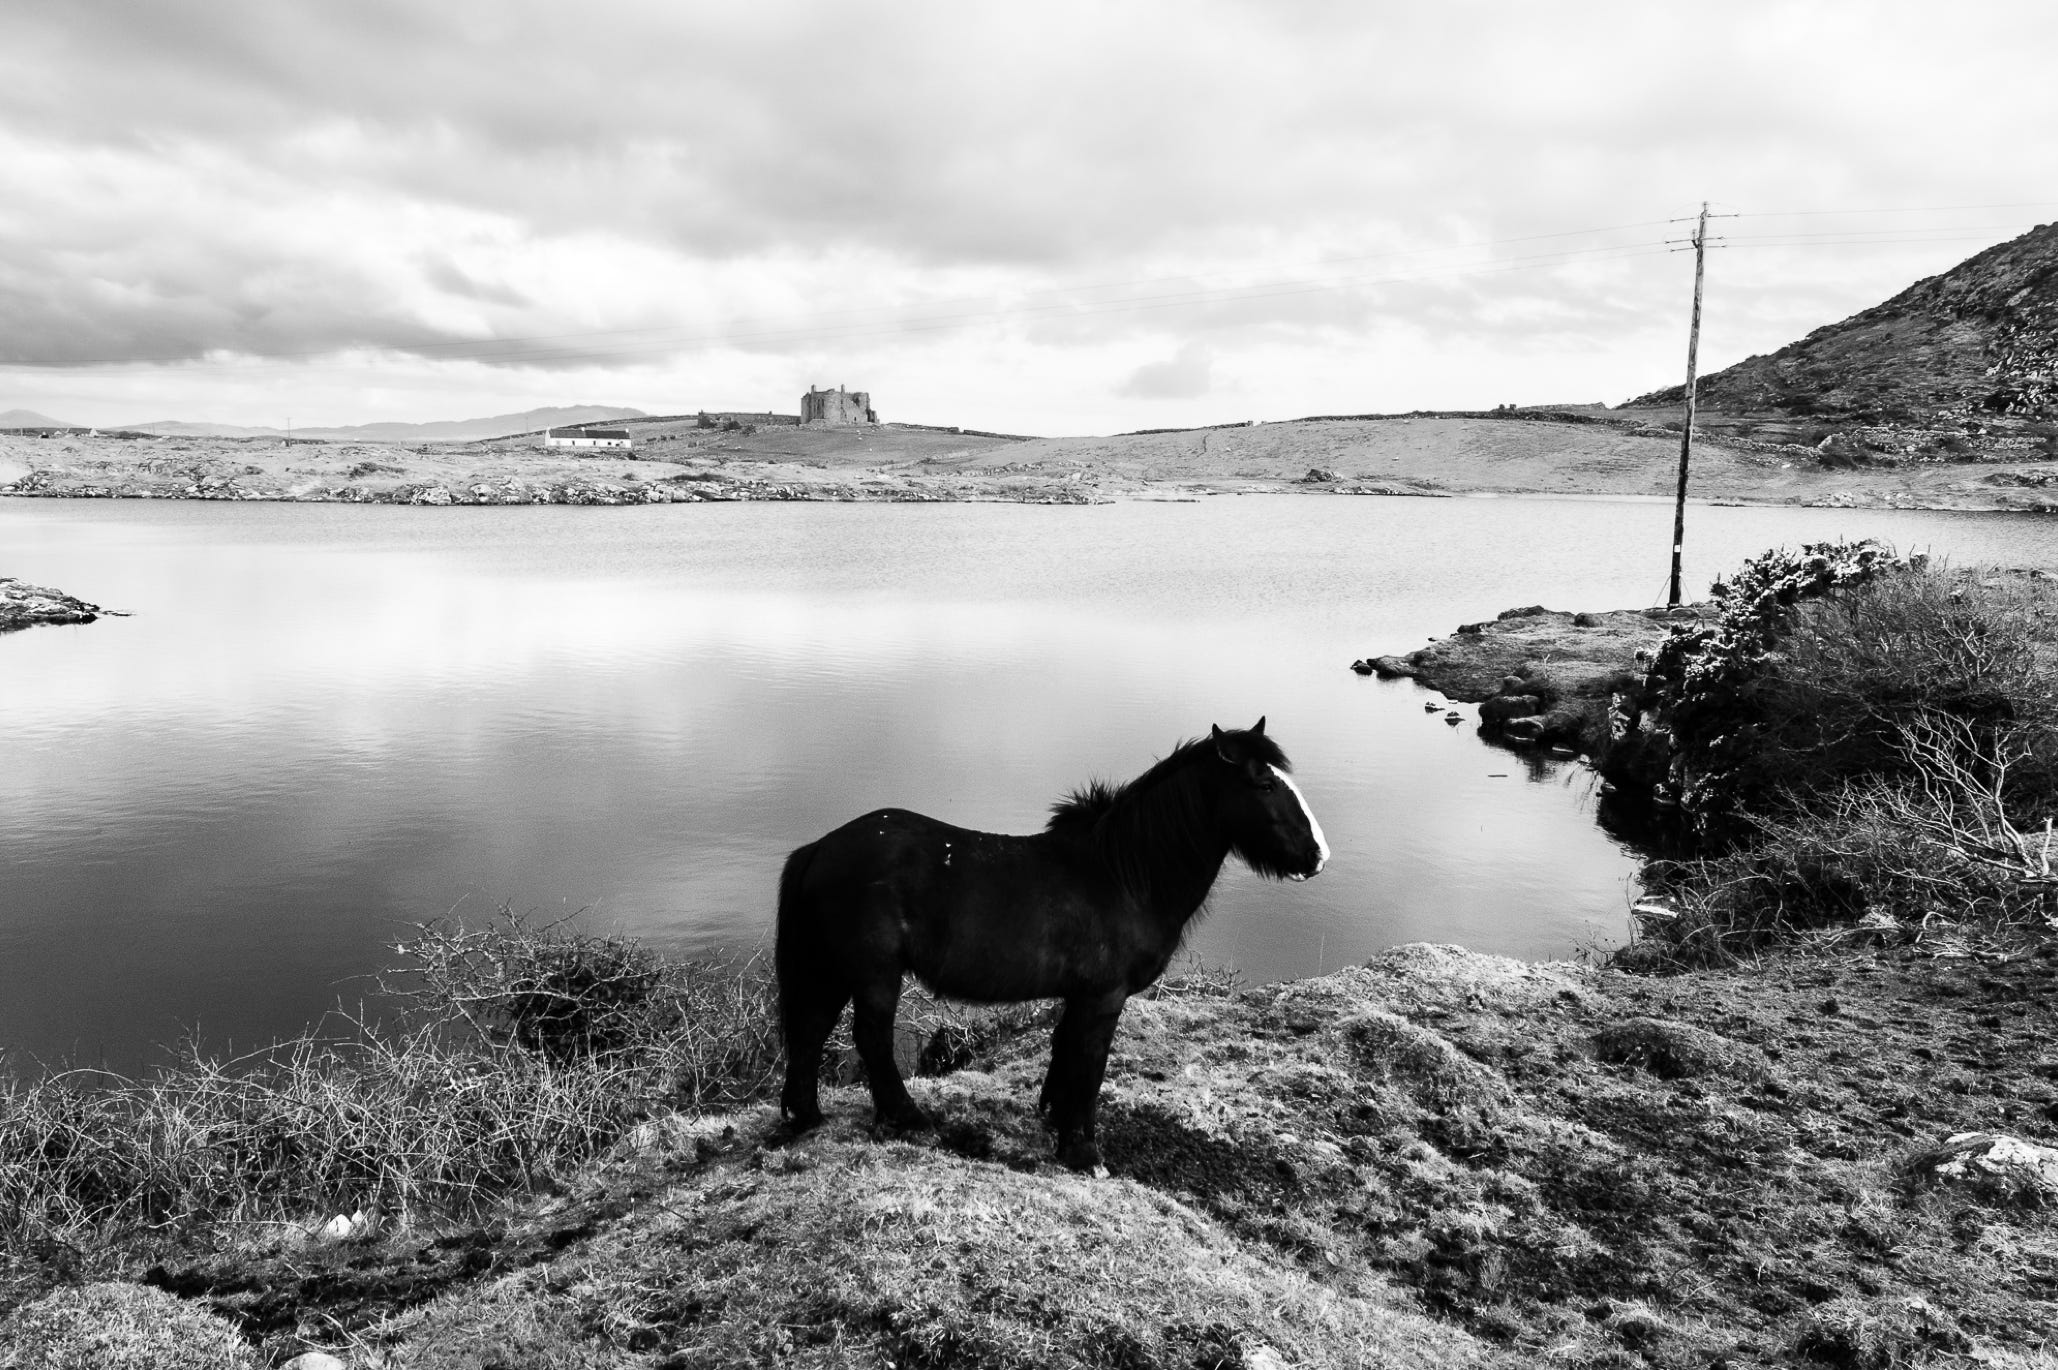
[1359,603,1708,753]
[0,576,104,633]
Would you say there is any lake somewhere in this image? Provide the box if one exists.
[3,495,2053,1071]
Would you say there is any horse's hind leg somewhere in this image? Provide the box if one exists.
[778,976,850,1132]
[852,973,929,1132]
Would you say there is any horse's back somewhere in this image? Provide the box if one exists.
[778,807,1120,999]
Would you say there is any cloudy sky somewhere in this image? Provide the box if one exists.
[5,0,2056,433]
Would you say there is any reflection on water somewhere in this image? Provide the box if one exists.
[2,497,2052,1069]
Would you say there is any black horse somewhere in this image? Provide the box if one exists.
[775,718,1327,1173]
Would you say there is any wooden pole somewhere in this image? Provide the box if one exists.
[1667,201,1710,608]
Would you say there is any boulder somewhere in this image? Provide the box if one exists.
[1592,1016,1769,1081]
[1909,1131,2058,1202]
[1479,693,1542,724]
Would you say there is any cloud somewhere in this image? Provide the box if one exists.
[4,0,2058,427]
[1120,344,1214,400]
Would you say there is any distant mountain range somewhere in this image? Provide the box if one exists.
[3,404,648,440]
[129,405,649,442]
[0,408,75,429]
[1629,221,2058,423]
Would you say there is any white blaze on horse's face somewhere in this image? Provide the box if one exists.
[1269,764,1329,880]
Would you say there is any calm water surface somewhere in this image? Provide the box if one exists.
[3,496,2052,1069]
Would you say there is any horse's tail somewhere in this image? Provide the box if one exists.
[773,840,818,1011]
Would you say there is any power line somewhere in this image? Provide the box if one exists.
[1732,199,2058,219]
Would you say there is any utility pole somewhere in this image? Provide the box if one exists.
[1667,202,1710,608]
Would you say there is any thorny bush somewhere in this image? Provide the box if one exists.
[1617,546,2058,965]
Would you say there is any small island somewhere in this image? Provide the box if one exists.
[0,576,102,633]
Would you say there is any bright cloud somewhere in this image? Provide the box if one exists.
[3,0,2055,431]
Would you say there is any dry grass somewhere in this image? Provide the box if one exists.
[0,914,782,1272]
[381,1142,1492,1370]
[0,911,1219,1289]
[0,1281,257,1369]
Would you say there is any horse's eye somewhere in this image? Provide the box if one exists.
[1256,778,1277,793]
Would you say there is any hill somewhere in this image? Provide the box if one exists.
[133,405,648,443]
[1629,221,2058,423]
[0,409,74,429]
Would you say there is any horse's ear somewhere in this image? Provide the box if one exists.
[1211,724,1233,761]
[1251,716,1266,737]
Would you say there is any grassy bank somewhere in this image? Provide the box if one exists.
[8,938,2056,1368]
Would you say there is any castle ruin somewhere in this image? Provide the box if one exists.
[801,385,878,426]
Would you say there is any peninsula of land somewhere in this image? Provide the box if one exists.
[5,407,2058,512]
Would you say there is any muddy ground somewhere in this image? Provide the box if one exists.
[8,410,2058,510]
[11,942,2054,1368]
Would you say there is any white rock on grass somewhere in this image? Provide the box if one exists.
[1925,1132,2058,1194]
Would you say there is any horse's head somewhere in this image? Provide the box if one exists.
[1210,717,1328,882]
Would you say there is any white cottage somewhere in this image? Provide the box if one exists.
[543,427,633,451]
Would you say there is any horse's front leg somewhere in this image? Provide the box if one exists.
[1038,1001,1084,1117]
[1050,990,1128,1175]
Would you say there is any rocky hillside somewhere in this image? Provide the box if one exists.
[1631,222,2058,424]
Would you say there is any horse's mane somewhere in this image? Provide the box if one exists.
[1045,731,1292,905]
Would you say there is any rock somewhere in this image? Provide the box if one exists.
[1479,693,1542,723]
[1910,1131,2058,1200]
[1298,467,1340,483]
[1368,654,1416,679]
[312,1208,373,1243]
[1502,716,1545,743]
[1592,1017,1769,1081]
[283,1354,350,1370]
[0,576,103,632]
[1349,658,1375,675]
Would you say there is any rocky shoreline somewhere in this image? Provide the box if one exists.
[0,576,103,633]
[1357,603,1709,755]
[0,471,1104,506]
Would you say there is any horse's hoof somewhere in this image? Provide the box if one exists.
[1057,1138,1104,1174]
[874,1106,934,1136]
[780,1103,824,1134]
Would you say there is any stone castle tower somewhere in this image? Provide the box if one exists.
[801,385,878,426]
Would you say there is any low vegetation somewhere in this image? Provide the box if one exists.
[1609,542,2058,966]
[0,910,1047,1299]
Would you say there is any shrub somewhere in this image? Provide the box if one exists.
[1615,549,2058,965]
[0,911,1060,1266]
